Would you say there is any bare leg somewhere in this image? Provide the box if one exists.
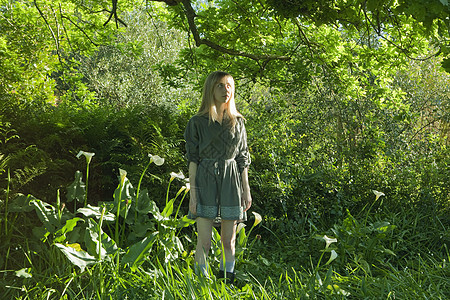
[195,217,214,275]
[220,219,237,273]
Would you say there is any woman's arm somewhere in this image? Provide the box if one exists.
[188,161,198,215]
[241,167,252,212]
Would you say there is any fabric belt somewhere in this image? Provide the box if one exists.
[201,158,235,176]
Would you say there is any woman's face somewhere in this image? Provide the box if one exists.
[213,76,234,105]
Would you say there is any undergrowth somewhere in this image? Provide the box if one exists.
[0,156,448,299]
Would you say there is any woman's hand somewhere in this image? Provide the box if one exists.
[242,188,252,212]
[188,162,198,215]
[241,167,252,212]
[189,188,197,215]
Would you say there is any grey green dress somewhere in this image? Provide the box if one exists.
[185,114,251,221]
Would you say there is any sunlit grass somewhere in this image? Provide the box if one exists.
[1,160,448,299]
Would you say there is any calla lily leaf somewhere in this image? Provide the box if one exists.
[77,205,115,222]
[55,243,97,271]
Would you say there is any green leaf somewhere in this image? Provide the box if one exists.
[372,221,396,233]
[160,233,182,263]
[77,205,115,222]
[382,247,396,256]
[238,226,247,247]
[131,219,155,238]
[113,177,134,218]
[121,232,158,272]
[84,218,117,259]
[66,171,86,203]
[54,217,84,243]
[323,266,333,290]
[176,215,196,228]
[441,57,450,73]
[8,194,36,213]
[32,226,49,241]
[55,243,97,271]
[30,199,60,233]
[136,189,153,214]
[161,198,175,218]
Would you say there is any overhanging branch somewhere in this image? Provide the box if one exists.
[181,0,290,62]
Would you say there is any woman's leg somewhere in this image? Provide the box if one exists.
[195,217,214,275]
[220,219,237,275]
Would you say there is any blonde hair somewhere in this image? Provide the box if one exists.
[197,71,243,128]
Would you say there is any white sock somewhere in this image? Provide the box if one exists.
[220,259,235,273]
[226,260,235,273]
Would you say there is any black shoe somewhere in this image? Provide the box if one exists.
[218,270,235,284]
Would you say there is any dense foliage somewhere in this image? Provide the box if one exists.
[0,0,449,298]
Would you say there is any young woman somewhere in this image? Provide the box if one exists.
[184,71,252,283]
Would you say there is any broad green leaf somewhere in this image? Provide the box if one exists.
[160,238,176,263]
[131,219,155,238]
[121,232,158,272]
[136,189,153,214]
[238,226,247,247]
[212,227,221,243]
[84,218,117,259]
[8,194,36,213]
[77,205,115,222]
[323,266,333,290]
[161,198,175,218]
[113,177,134,218]
[66,171,85,203]
[32,226,49,241]
[55,243,97,271]
[173,235,184,253]
[54,217,84,243]
[176,215,196,228]
[67,243,82,251]
[149,200,163,221]
[30,199,60,233]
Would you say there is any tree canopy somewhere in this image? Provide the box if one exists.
[32,0,449,72]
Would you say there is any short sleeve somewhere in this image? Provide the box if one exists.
[235,118,251,173]
[184,117,200,165]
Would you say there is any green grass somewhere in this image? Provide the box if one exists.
[1,210,448,300]
[1,164,448,299]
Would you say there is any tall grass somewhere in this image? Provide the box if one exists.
[2,209,448,299]
[1,159,448,299]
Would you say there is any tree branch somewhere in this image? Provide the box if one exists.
[181,0,290,62]
[61,14,99,47]
[34,0,61,60]
[103,0,127,28]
